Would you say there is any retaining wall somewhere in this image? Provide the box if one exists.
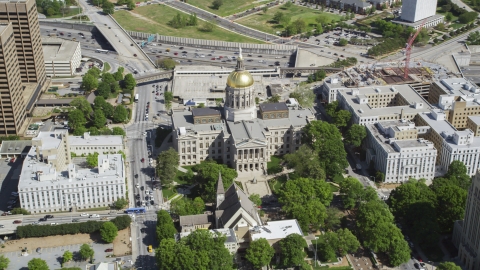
[39,20,96,32]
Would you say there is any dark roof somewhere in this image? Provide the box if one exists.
[217,183,260,228]
[259,102,288,112]
[0,140,32,155]
[192,108,221,117]
[217,171,225,195]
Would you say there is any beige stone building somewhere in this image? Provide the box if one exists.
[0,22,26,135]
[179,214,211,232]
[467,116,480,136]
[31,130,71,171]
[0,0,46,84]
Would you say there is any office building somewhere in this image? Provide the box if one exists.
[416,110,480,176]
[336,84,432,126]
[171,52,315,174]
[365,120,437,183]
[428,78,480,130]
[320,76,343,104]
[0,22,26,135]
[69,132,124,156]
[453,171,480,270]
[42,37,81,77]
[0,0,46,84]
[401,0,437,23]
[17,131,126,213]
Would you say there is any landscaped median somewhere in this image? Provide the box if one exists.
[112,4,264,43]
[16,215,131,238]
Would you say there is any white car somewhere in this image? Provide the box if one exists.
[90,214,100,218]
[80,213,89,217]
[50,223,58,225]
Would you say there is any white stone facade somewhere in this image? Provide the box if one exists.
[401,0,438,23]
[68,132,124,156]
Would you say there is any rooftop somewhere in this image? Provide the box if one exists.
[0,140,32,156]
[42,37,80,62]
[179,214,209,226]
[33,130,67,152]
[435,78,479,97]
[177,228,237,243]
[192,108,221,117]
[69,132,123,147]
[249,219,303,241]
[468,115,480,125]
[259,102,288,112]
[337,84,432,118]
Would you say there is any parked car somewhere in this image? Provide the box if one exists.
[80,213,89,217]
[105,248,113,252]
[90,214,100,218]
[13,220,22,224]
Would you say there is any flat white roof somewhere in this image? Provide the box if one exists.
[249,219,303,241]
[69,134,123,147]
[42,37,80,63]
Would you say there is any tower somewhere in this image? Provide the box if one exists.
[216,171,225,208]
[0,0,46,84]
[0,22,26,135]
[224,47,257,122]
[400,0,437,23]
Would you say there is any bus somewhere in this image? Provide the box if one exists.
[134,94,139,102]
[124,207,146,214]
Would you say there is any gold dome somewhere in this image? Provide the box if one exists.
[226,70,254,88]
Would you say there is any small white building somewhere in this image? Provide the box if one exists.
[248,220,303,251]
[365,120,437,183]
[69,132,124,156]
[42,37,81,77]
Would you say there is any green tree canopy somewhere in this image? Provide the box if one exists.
[0,255,10,270]
[156,147,180,187]
[280,233,307,267]
[156,210,177,243]
[245,238,275,269]
[211,0,223,9]
[93,109,106,128]
[70,97,93,119]
[68,109,87,130]
[100,221,118,243]
[324,206,342,231]
[63,250,73,264]
[102,72,116,85]
[96,81,111,99]
[112,127,126,136]
[333,109,351,128]
[436,184,467,233]
[28,258,49,270]
[86,67,101,78]
[194,160,238,202]
[438,262,462,270]
[338,38,348,46]
[113,105,128,123]
[123,73,136,90]
[303,121,348,176]
[86,152,99,168]
[283,145,325,180]
[79,244,94,261]
[170,197,205,216]
[81,74,98,92]
[289,85,315,108]
[164,91,174,111]
[157,58,177,70]
[339,176,365,209]
[248,194,262,206]
[345,124,366,147]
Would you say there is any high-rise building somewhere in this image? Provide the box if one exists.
[400,0,438,23]
[0,22,26,135]
[0,0,46,84]
[453,171,480,270]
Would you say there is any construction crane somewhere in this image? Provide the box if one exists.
[404,19,427,79]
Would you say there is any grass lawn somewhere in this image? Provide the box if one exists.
[174,166,195,185]
[451,23,466,29]
[328,182,339,192]
[103,62,111,72]
[188,0,275,17]
[333,174,345,184]
[237,4,342,35]
[45,7,82,18]
[270,174,287,193]
[267,155,283,174]
[162,186,177,200]
[356,11,393,26]
[113,5,263,43]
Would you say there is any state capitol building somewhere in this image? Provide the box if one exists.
[171,49,315,175]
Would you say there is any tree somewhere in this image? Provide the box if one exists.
[249,194,262,206]
[28,258,49,270]
[273,11,285,24]
[262,6,268,13]
[157,58,176,70]
[292,18,306,33]
[62,250,73,264]
[283,145,325,180]
[102,1,114,14]
[336,228,360,255]
[93,109,106,128]
[284,1,292,8]
[265,94,281,103]
[170,197,205,216]
[102,72,116,85]
[97,81,111,99]
[113,105,128,123]
[164,91,173,111]
[435,184,467,233]
[438,262,462,270]
[113,197,128,209]
[123,73,136,90]
[156,238,178,270]
[86,152,99,168]
[79,244,94,261]
[70,97,93,119]
[0,255,10,270]
[280,233,307,267]
[339,177,365,209]
[188,13,198,26]
[192,197,205,213]
[303,121,348,176]
[194,160,238,202]
[199,20,216,32]
[345,124,366,147]
[156,210,177,243]
[445,12,453,22]
[100,221,119,243]
[103,103,115,118]
[333,109,351,128]
[127,0,135,10]
[444,160,471,190]
[156,147,180,187]
[324,207,342,231]
[245,238,275,269]
[94,96,107,110]
[338,38,348,46]
[68,109,87,130]
[86,67,101,78]
[81,74,98,92]
[211,0,223,9]
[114,67,124,81]
[459,11,478,24]
[325,101,339,117]
[289,85,315,108]
[11,207,29,215]
[112,127,126,136]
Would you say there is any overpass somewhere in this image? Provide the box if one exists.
[280,67,343,77]
[135,70,174,84]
